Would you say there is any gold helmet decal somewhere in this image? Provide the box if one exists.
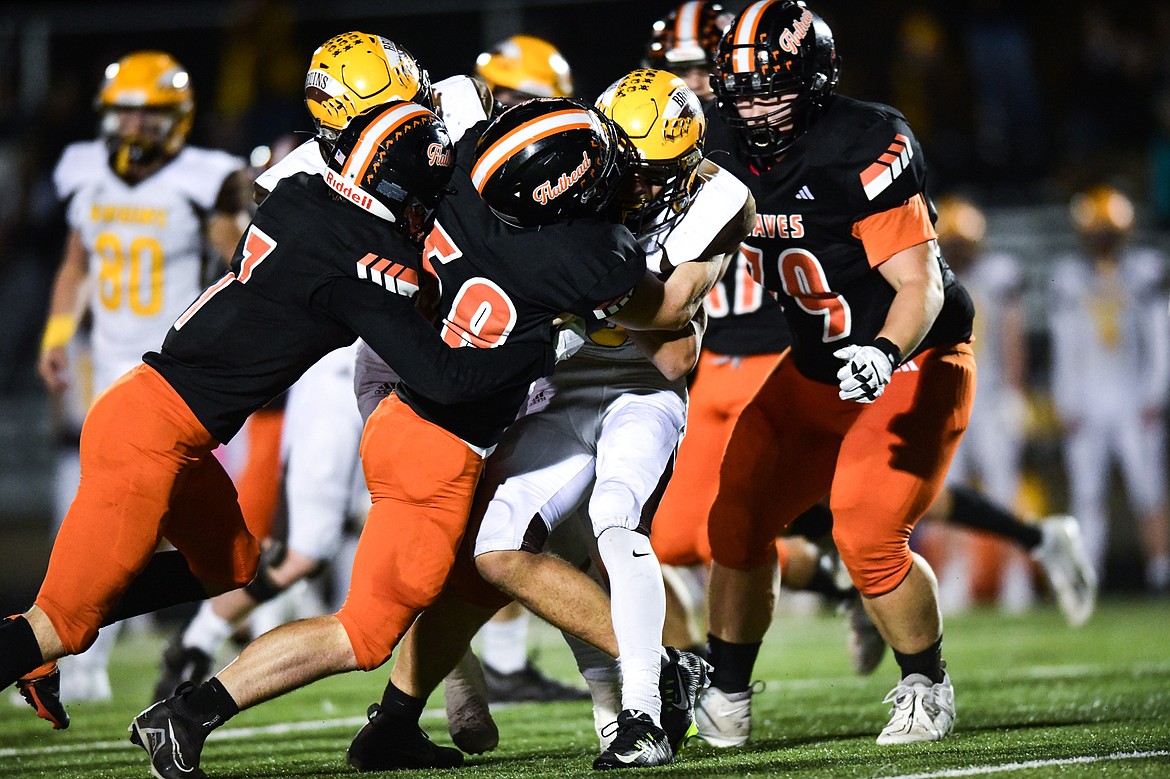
[97,51,194,175]
[475,35,573,99]
[595,69,705,233]
[305,32,433,138]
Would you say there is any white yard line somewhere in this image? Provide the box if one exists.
[874,750,1170,779]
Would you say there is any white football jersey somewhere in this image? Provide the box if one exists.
[54,140,242,390]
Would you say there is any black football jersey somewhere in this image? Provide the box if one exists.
[703,251,791,356]
[395,129,648,448]
[705,96,973,383]
[145,173,549,442]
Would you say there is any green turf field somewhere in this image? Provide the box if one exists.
[2,597,1168,778]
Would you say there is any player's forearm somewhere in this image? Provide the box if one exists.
[877,275,942,357]
[628,308,705,381]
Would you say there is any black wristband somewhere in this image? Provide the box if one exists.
[871,337,903,368]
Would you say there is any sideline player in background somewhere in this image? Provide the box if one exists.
[920,194,1096,623]
[475,34,573,107]
[696,0,975,747]
[1049,183,1170,593]
[21,51,247,726]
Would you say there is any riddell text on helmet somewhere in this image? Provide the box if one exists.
[325,168,376,210]
[532,151,591,205]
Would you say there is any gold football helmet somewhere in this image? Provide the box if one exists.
[475,35,573,103]
[304,32,434,140]
[97,51,194,176]
[1069,184,1135,236]
[934,194,987,246]
[595,68,705,235]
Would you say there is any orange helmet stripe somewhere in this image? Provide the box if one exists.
[675,1,703,46]
[471,108,593,193]
[341,102,432,183]
[731,0,780,73]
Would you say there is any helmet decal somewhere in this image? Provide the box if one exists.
[471,108,594,193]
[341,101,434,183]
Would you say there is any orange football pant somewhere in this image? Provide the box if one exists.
[650,350,785,566]
[708,343,976,596]
[35,364,259,655]
[233,407,284,540]
[336,394,484,670]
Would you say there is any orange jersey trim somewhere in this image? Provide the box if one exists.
[851,192,937,268]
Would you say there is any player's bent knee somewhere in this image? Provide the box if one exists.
[475,549,531,592]
[835,541,913,597]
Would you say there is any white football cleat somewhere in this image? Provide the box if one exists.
[695,684,757,747]
[1032,515,1097,627]
[876,672,955,745]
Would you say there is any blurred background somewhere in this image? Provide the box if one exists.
[1,0,1168,615]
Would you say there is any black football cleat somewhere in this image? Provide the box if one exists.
[347,703,464,772]
[658,647,711,754]
[153,637,213,703]
[483,660,590,703]
[16,662,70,730]
[129,685,213,779]
[593,710,673,770]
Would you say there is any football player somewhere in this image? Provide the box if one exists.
[643,1,734,103]
[20,51,248,726]
[921,195,1097,624]
[152,31,440,703]
[2,100,547,737]
[1049,184,1170,593]
[346,68,750,771]
[475,34,573,106]
[697,0,975,746]
[129,97,699,779]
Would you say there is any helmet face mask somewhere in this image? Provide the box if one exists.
[305,32,434,143]
[471,98,633,229]
[711,0,839,161]
[596,69,705,238]
[326,100,455,243]
[97,51,194,177]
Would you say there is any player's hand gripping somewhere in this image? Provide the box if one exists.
[834,338,901,403]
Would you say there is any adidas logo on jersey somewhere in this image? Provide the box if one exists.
[794,186,814,200]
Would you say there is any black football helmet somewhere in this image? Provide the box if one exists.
[325,100,454,242]
[711,0,839,160]
[471,97,633,228]
[644,2,734,71]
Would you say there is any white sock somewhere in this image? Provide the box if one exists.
[596,526,666,725]
[181,601,235,657]
[481,611,529,674]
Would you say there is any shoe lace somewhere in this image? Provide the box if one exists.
[607,715,658,755]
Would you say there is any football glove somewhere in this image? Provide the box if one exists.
[834,338,901,403]
[553,317,586,364]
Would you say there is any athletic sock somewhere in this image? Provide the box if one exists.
[102,550,210,626]
[481,612,529,674]
[181,601,236,657]
[379,680,425,725]
[948,486,1042,549]
[893,635,945,684]
[596,527,666,725]
[1,616,46,687]
[174,676,239,729]
[706,634,761,694]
